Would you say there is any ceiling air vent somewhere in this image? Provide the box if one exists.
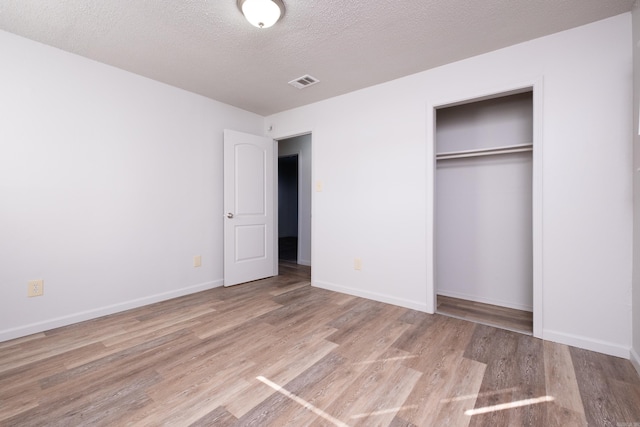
[288,75,319,89]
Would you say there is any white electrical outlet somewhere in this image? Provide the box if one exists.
[354,258,362,271]
[28,279,44,297]
[194,255,202,267]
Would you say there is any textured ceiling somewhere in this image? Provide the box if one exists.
[0,0,634,115]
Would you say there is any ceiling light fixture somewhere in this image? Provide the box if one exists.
[237,0,285,29]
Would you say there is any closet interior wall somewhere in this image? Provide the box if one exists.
[435,92,534,317]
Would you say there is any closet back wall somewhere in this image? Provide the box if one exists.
[436,93,534,311]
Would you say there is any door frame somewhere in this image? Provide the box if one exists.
[426,78,544,338]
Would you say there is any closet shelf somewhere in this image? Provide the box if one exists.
[436,143,533,160]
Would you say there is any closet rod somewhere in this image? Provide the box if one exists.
[436,143,533,161]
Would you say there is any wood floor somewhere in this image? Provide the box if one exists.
[437,295,534,335]
[1,262,639,426]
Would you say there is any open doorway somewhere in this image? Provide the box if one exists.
[426,79,544,338]
[277,134,312,267]
[278,155,298,261]
[435,90,534,335]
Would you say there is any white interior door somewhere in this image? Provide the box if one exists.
[224,129,275,287]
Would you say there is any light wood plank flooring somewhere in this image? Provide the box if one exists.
[437,295,534,335]
[1,263,639,426]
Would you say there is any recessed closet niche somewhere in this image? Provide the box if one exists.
[435,91,533,334]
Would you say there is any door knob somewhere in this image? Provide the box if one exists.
[226,212,234,218]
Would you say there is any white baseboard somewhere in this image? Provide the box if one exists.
[0,279,223,343]
[313,280,428,312]
[436,290,533,312]
[631,347,640,376]
[543,329,630,359]
[298,259,311,266]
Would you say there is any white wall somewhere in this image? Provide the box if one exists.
[632,1,640,374]
[278,135,312,266]
[267,14,633,357]
[0,30,263,342]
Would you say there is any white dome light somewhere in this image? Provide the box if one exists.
[238,0,285,29]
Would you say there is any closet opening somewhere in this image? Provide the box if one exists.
[434,90,534,335]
